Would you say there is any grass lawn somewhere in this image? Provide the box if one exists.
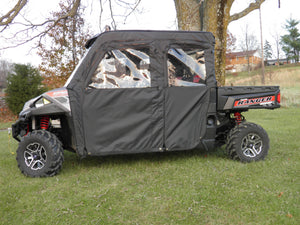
[0,108,299,224]
[0,122,12,130]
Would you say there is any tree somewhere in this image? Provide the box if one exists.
[0,60,12,89]
[174,0,266,85]
[0,0,141,48]
[263,40,272,61]
[1,0,138,88]
[37,0,90,89]
[281,18,300,63]
[0,0,81,48]
[239,25,259,52]
[5,64,46,114]
[272,30,282,66]
[239,24,259,73]
[258,5,265,84]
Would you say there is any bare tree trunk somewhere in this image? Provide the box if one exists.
[245,27,250,75]
[203,0,234,86]
[259,7,265,84]
[174,0,201,31]
[274,33,280,66]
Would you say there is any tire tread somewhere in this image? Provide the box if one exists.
[16,130,64,177]
[225,122,269,162]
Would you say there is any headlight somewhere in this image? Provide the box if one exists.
[45,88,70,111]
[35,97,51,108]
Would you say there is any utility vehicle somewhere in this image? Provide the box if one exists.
[12,30,280,177]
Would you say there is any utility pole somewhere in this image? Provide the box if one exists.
[259,5,265,84]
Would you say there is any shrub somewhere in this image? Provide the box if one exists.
[5,64,47,114]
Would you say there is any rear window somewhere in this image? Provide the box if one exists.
[167,48,206,87]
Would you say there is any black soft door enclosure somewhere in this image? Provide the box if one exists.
[67,30,216,156]
[83,88,164,155]
[165,86,209,151]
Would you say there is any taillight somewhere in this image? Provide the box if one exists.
[277,92,281,103]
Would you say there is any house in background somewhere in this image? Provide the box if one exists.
[266,58,289,66]
[226,50,261,73]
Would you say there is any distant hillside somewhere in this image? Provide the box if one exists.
[225,64,300,107]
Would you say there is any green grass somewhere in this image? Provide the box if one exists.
[0,108,299,224]
[226,64,300,83]
[0,122,12,130]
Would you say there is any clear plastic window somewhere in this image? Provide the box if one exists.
[89,48,151,89]
[168,48,206,87]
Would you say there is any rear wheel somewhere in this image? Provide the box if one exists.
[16,130,64,177]
[226,122,269,162]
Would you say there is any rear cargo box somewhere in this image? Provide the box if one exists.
[217,86,280,111]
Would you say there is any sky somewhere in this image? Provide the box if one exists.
[0,0,299,65]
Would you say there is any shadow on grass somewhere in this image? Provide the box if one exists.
[62,146,228,174]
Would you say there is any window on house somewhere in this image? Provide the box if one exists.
[167,48,206,87]
[89,48,151,89]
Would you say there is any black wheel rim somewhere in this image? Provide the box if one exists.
[24,142,47,170]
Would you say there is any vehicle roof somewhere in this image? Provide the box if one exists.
[85,30,215,49]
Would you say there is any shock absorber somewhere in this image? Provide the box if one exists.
[25,123,30,136]
[40,116,50,130]
[234,112,243,125]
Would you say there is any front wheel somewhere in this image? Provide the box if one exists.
[226,122,269,162]
[16,130,64,177]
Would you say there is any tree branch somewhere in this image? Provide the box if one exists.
[98,0,142,31]
[0,0,81,50]
[1,0,142,50]
[122,0,141,24]
[108,0,117,30]
[229,0,266,23]
[68,0,81,18]
[1,0,81,31]
[0,0,28,26]
[99,0,104,31]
